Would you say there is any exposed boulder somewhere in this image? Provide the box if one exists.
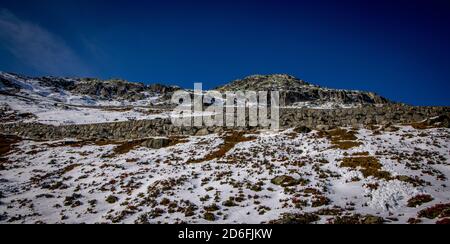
[141,138,170,149]
[195,128,210,136]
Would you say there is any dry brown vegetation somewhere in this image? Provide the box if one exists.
[188,132,256,163]
[410,115,450,130]
[411,122,430,130]
[341,156,392,180]
[329,214,385,224]
[268,213,320,224]
[407,195,434,208]
[0,135,21,169]
[318,128,362,150]
[44,136,188,158]
[0,135,21,157]
[112,139,147,155]
[417,203,450,219]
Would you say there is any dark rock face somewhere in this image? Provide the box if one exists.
[38,77,77,91]
[218,74,390,106]
[0,77,21,92]
[69,79,148,101]
[67,79,180,102]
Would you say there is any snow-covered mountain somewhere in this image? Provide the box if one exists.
[1,71,449,225]
[0,72,178,125]
[0,71,178,106]
[0,71,395,125]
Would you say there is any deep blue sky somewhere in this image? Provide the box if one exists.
[0,0,449,105]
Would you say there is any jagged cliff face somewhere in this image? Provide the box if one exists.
[218,74,391,107]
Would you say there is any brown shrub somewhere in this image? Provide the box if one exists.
[341,157,392,180]
[0,135,21,157]
[319,129,362,150]
[188,132,256,163]
[418,203,450,219]
[436,218,450,225]
[113,140,146,155]
[407,195,434,208]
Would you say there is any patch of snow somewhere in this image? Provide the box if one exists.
[287,101,362,109]
[367,180,422,211]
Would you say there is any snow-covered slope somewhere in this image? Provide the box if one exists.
[0,72,171,125]
[1,72,449,224]
[1,126,449,224]
[0,72,165,107]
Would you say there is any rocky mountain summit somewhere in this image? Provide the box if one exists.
[218,74,390,107]
[218,74,310,91]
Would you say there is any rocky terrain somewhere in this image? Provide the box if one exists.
[1,72,179,103]
[0,72,179,126]
[218,74,390,108]
[0,72,449,224]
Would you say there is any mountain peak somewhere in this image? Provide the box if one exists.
[218,74,309,91]
[217,74,390,107]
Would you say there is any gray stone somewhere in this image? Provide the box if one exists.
[195,128,210,136]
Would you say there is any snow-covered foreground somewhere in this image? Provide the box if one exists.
[0,126,449,224]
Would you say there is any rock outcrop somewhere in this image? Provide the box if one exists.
[1,105,449,141]
[218,74,390,106]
